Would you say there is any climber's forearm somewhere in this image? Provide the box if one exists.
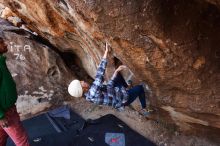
[111,70,119,80]
[103,50,108,59]
[107,70,118,87]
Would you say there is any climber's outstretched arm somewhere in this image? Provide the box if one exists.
[93,43,109,83]
[86,43,109,102]
[108,65,127,87]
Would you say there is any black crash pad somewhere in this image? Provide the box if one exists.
[7,106,85,146]
[73,114,156,146]
[7,107,155,146]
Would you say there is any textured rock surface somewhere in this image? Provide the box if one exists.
[0,0,220,141]
[0,18,74,119]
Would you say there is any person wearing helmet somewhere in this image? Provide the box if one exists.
[68,43,150,115]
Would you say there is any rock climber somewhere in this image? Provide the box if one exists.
[68,43,150,116]
[0,37,30,146]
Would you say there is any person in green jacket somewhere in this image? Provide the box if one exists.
[0,37,29,146]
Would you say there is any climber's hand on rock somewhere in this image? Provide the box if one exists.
[112,65,127,79]
[116,65,127,72]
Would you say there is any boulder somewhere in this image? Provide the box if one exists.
[0,0,219,141]
[0,18,74,119]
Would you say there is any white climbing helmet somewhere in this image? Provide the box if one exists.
[68,80,83,98]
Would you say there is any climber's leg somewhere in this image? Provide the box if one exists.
[124,85,146,108]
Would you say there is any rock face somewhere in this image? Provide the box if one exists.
[0,0,219,141]
[0,18,74,119]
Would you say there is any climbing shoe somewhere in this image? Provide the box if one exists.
[127,80,133,89]
[139,108,150,117]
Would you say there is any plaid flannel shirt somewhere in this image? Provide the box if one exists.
[85,59,128,108]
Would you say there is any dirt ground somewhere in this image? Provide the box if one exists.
[60,98,218,146]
